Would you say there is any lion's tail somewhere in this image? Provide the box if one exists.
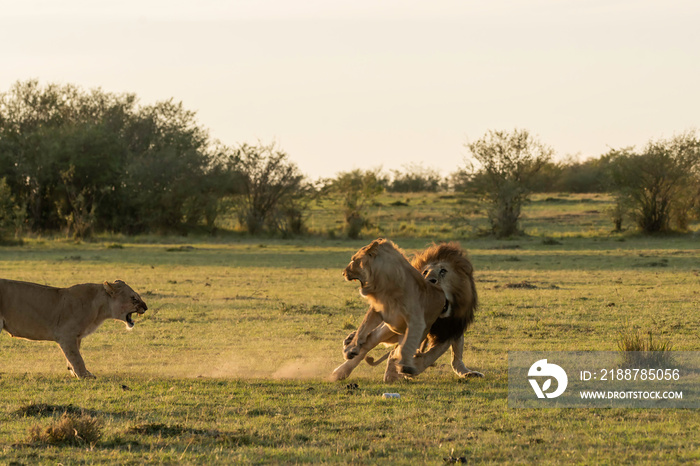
[365,351,391,366]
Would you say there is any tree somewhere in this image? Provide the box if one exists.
[463,129,553,237]
[0,80,135,233]
[606,132,700,233]
[232,142,309,235]
[0,80,233,235]
[388,163,443,192]
[120,99,220,233]
[0,177,25,243]
[330,169,385,239]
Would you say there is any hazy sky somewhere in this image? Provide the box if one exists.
[1,0,698,179]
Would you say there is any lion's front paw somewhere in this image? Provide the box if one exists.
[464,370,484,378]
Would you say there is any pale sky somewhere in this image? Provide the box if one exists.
[1,0,698,179]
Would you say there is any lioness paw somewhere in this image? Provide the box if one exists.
[343,346,360,360]
[343,331,356,349]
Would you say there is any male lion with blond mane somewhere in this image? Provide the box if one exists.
[337,238,449,380]
[0,279,147,379]
[331,242,483,382]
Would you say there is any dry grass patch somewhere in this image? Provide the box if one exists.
[617,328,674,353]
[27,413,102,446]
[617,328,675,367]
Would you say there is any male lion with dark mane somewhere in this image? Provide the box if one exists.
[336,238,449,381]
[331,241,483,382]
[0,279,147,379]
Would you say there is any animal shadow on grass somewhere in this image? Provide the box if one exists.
[127,423,262,447]
[14,403,100,418]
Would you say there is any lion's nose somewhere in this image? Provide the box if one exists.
[428,278,438,284]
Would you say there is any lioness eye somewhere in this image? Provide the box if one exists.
[422,270,429,276]
[439,269,447,277]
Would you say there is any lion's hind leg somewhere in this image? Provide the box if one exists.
[450,335,484,378]
[409,339,452,377]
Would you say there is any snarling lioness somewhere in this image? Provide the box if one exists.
[338,239,448,380]
[0,279,147,379]
[331,242,483,382]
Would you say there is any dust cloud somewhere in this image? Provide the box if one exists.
[198,351,339,380]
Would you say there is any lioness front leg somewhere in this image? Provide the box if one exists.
[396,314,425,376]
[344,306,383,360]
[383,347,403,382]
[58,338,95,379]
[331,324,398,381]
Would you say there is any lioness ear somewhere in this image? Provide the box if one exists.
[103,281,116,297]
[366,239,382,257]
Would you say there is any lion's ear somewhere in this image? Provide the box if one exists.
[103,281,116,297]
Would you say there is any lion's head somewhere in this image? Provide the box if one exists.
[411,242,477,341]
[103,280,148,329]
[343,238,411,296]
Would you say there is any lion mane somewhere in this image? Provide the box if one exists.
[411,241,477,348]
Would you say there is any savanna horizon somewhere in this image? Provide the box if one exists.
[1,195,699,463]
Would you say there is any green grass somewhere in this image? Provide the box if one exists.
[301,192,620,240]
[1,193,699,464]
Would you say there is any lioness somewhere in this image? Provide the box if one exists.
[0,279,147,379]
[341,238,447,378]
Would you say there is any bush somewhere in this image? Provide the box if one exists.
[388,163,443,192]
[462,129,553,238]
[606,132,700,233]
[232,142,311,235]
[329,169,385,239]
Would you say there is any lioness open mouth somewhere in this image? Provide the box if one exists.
[125,309,146,328]
[345,275,364,288]
[343,270,362,284]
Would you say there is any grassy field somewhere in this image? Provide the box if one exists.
[1,193,699,464]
